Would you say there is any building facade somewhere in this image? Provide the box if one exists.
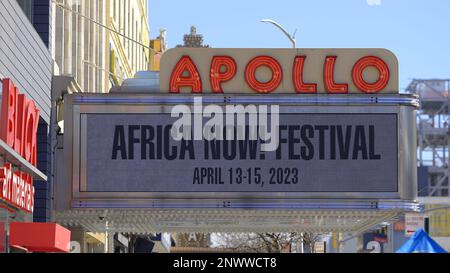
[49,0,152,253]
[0,0,56,252]
[408,79,450,251]
[16,0,53,49]
[52,0,150,93]
[149,29,167,71]
[2,0,156,253]
[108,0,150,88]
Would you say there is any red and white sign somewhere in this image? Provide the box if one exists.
[160,48,398,94]
[405,213,426,237]
[0,163,35,213]
[0,78,39,213]
[0,78,40,166]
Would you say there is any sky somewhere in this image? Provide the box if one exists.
[148,0,450,90]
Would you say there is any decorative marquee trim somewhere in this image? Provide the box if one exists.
[55,205,418,234]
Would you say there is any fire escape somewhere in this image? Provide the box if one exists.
[407,79,450,197]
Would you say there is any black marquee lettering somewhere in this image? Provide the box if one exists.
[288,125,300,160]
[369,125,381,159]
[112,125,127,159]
[315,125,329,160]
[300,125,314,160]
[193,168,200,184]
[156,125,163,159]
[128,125,140,160]
[337,126,352,159]
[180,139,195,160]
[238,140,258,159]
[141,125,154,159]
[223,140,237,160]
[204,140,221,160]
[164,125,177,160]
[352,125,368,160]
[330,125,336,160]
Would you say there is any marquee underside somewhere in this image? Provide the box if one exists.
[55,203,420,234]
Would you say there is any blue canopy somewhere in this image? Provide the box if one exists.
[396,228,447,253]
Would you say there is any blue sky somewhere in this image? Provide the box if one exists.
[148,0,450,90]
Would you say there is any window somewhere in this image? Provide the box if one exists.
[132,9,135,67]
[127,1,131,46]
[135,23,138,70]
[113,0,116,18]
[118,0,122,30]
[16,0,33,23]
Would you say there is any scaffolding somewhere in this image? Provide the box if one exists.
[407,79,450,196]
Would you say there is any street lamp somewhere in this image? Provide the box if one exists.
[260,19,296,48]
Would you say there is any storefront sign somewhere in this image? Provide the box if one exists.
[0,78,40,166]
[0,78,38,213]
[0,164,34,213]
[160,48,398,94]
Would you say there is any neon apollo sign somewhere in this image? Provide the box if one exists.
[169,54,390,94]
[162,49,396,94]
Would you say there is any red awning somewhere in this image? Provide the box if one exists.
[9,222,71,253]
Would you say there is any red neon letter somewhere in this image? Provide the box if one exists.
[293,56,317,93]
[0,79,17,147]
[324,56,348,94]
[0,163,12,201]
[23,101,39,166]
[245,56,282,93]
[352,56,390,94]
[14,94,26,155]
[210,56,237,93]
[169,55,202,93]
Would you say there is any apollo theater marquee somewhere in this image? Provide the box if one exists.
[54,48,420,234]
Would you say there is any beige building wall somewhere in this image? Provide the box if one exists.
[149,29,167,71]
[52,0,149,93]
[108,0,149,87]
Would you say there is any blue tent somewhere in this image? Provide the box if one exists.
[396,228,447,253]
